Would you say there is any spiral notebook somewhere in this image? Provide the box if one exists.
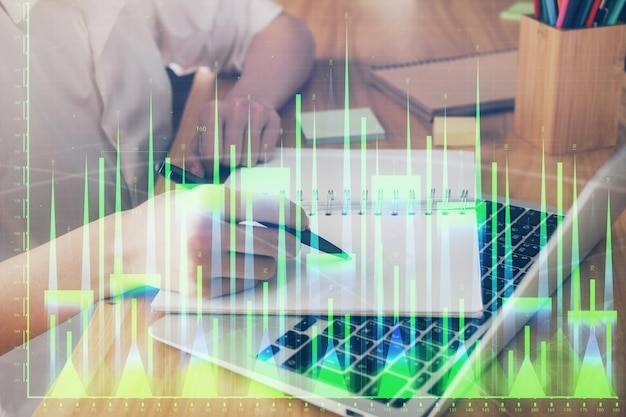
[151,148,483,317]
[369,49,517,122]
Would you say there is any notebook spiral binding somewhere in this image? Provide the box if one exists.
[306,187,471,216]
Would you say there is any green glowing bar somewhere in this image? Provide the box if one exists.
[148,327,153,377]
[164,159,172,295]
[247,301,253,359]
[230,145,237,296]
[556,162,564,388]
[48,172,57,292]
[406,91,412,175]
[213,75,220,182]
[442,108,449,196]
[276,194,287,316]
[409,280,416,340]
[393,266,399,322]
[426,135,432,197]
[197,265,203,313]
[81,297,89,370]
[541,340,547,389]
[247,97,252,168]
[572,158,581,311]
[295,92,302,163]
[66,331,72,363]
[49,314,56,386]
[311,324,318,374]
[263,282,269,332]
[524,325,530,357]
[474,49,482,203]
[604,190,614,309]
[148,90,155,199]
[490,162,498,274]
[212,317,219,359]
[327,298,334,337]
[131,298,137,342]
[375,217,384,313]
[508,350,514,392]
[606,321,613,387]
[82,159,91,292]
[343,22,350,151]
[590,279,596,312]
[458,299,465,341]
[442,308,449,348]
[343,314,351,354]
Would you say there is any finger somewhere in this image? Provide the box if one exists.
[257,111,280,165]
[197,253,276,298]
[220,222,300,258]
[197,101,223,173]
[224,189,310,232]
[245,102,276,166]
[185,130,206,177]
[221,101,248,167]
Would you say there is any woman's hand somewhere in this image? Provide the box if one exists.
[191,95,281,173]
[123,185,308,298]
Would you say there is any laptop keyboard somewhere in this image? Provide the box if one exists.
[259,201,561,407]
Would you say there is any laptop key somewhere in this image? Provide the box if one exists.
[511,222,534,236]
[406,341,439,362]
[324,319,356,339]
[354,355,386,376]
[358,320,391,341]
[424,327,455,346]
[342,335,374,356]
[276,330,309,350]
[511,253,532,268]
[320,350,355,371]
[412,372,431,390]
[257,345,280,360]
[517,209,542,226]
[344,371,371,394]
[294,316,317,332]
[283,344,314,373]
[365,373,411,404]
[428,356,448,373]
[398,324,421,345]
[516,243,540,258]
[399,316,434,330]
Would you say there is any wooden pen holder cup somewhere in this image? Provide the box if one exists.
[514,15,626,155]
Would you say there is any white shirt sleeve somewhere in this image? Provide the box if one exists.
[154,0,283,75]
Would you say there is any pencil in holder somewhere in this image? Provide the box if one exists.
[514,15,626,155]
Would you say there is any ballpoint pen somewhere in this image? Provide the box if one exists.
[156,160,351,259]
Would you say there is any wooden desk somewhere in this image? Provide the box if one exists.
[34,1,626,415]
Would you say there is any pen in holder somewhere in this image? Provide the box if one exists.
[514,15,626,155]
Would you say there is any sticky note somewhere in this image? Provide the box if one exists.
[300,107,385,145]
[500,2,534,21]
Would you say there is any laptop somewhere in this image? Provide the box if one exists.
[151,145,626,417]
